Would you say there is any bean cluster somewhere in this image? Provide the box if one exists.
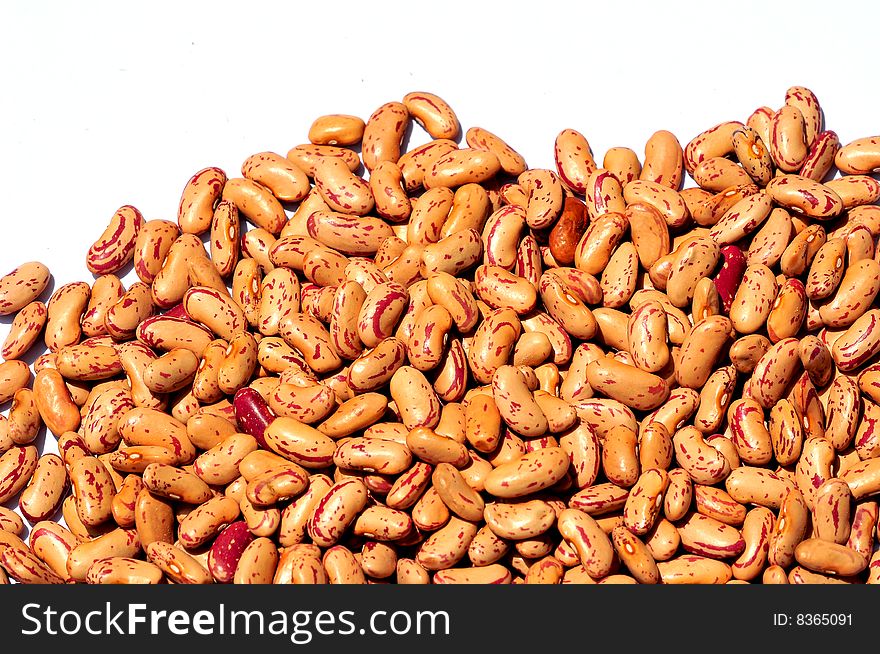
[1,87,880,584]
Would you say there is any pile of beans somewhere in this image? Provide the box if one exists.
[2,88,880,585]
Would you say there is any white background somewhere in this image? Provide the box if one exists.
[1,0,879,527]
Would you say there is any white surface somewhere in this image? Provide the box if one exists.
[1,0,879,528]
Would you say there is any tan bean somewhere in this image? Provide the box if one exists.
[491,365,548,437]
[768,398,803,467]
[826,175,880,210]
[467,524,509,567]
[684,121,743,174]
[727,335,770,375]
[483,447,569,499]
[79,275,122,338]
[598,424,636,487]
[67,527,140,583]
[582,169,625,223]
[0,262,51,316]
[0,507,24,536]
[557,509,614,579]
[308,114,365,146]
[1,534,63,584]
[672,427,730,486]
[845,223,876,262]
[174,167,225,235]
[732,126,773,185]
[519,168,564,230]
[110,474,142,528]
[474,265,537,315]
[692,366,735,435]
[44,281,90,351]
[846,501,877,559]
[136,314,213,357]
[87,557,163,585]
[731,507,774,581]
[724,398,771,466]
[624,180,688,229]
[19,454,67,524]
[141,348,198,395]
[604,147,641,185]
[574,213,627,279]
[150,234,203,307]
[766,174,843,219]
[361,101,409,171]
[709,191,773,246]
[228,537,277,584]
[832,309,880,375]
[1,301,46,360]
[402,91,459,140]
[621,468,668,536]
[102,282,152,340]
[676,316,734,388]
[840,458,880,500]
[748,337,801,409]
[818,258,880,328]
[769,105,808,171]
[192,433,258,486]
[795,538,867,576]
[28,522,82,582]
[639,129,684,189]
[406,427,469,468]
[241,151,309,203]
[835,136,880,175]
[641,518,679,563]
[221,177,286,234]
[767,488,809,568]
[658,555,732,584]
[412,486,451,531]
[611,525,659,584]
[725,466,790,510]
[637,422,672,472]
[0,360,30,405]
[554,129,596,194]
[599,242,638,308]
[333,437,411,475]
[466,126,526,176]
[307,478,369,547]
[569,482,629,517]
[666,237,720,308]
[586,357,669,411]
[258,417,334,470]
[349,505,411,543]
[246,460,309,506]
[762,565,790,585]
[800,130,839,181]
[364,161,410,222]
[68,456,116,527]
[813,479,852,545]
[131,220,178,285]
[141,463,212,504]
[278,312,341,375]
[389,366,441,430]
[216,331,258,394]
[286,145,359,181]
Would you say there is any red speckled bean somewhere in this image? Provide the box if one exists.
[86,205,145,275]
[207,521,254,583]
